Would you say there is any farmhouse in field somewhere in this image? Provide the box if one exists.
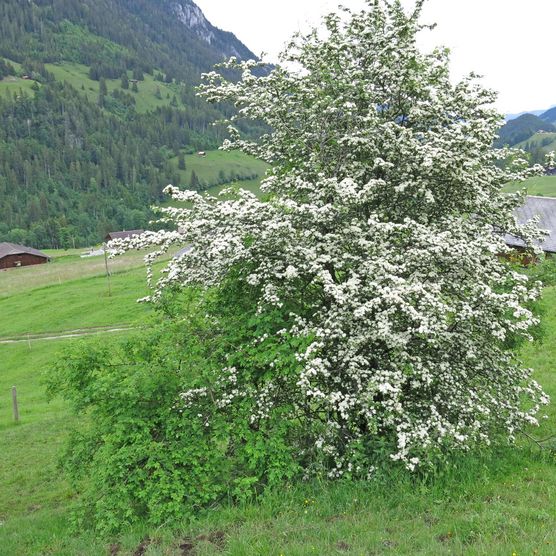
[0,242,50,269]
[104,230,144,243]
[506,196,556,254]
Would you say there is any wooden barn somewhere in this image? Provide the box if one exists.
[0,242,50,270]
[104,230,144,243]
[506,196,556,254]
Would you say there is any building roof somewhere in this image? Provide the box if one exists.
[506,196,556,253]
[105,230,144,241]
[174,246,193,258]
[0,242,50,260]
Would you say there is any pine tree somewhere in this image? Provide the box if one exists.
[98,78,107,107]
[189,170,200,191]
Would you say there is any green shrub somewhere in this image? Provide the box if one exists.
[47,287,307,532]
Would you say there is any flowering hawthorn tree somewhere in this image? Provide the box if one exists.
[113,0,549,476]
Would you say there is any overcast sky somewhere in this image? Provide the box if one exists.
[195,0,556,115]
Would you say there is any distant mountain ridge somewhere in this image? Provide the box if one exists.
[539,106,556,126]
[506,105,556,122]
[497,103,556,156]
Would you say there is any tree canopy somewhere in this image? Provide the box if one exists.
[135,0,549,472]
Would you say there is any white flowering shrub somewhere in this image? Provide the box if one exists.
[109,0,550,484]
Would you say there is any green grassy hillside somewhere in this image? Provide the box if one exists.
[0,249,148,299]
[515,131,556,154]
[45,62,183,113]
[1,57,186,114]
[0,58,38,96]
[0,268,151,337]
[0,77,37,96]
[0,246,188,336]
[1,253,555,555]
[170,149,269,193]
[504,175,556,196]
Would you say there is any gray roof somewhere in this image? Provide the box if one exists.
[105,230,144,241]
[174,246,193,258]
[0,242,50,260]
[506,196,556,253]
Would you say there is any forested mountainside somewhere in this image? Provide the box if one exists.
[0,0,262,249]
[0,0,254,84]
[497,107,556,165]
[539,106,556,126]
[495,113,555,148]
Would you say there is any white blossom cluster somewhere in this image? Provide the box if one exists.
[110,0,550,472]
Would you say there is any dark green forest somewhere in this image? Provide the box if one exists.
[0,0,261,248]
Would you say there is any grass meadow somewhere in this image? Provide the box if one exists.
[45,62,183,113]
[503,175,556,197]
[0,75,38,98]
[170,150,269,195]
[0,249,151,299]
[0,248,555,554]
[515,132,556,161]
[0,265,152,337]
[1,57,187,113]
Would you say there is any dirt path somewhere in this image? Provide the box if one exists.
[0,325,135,344]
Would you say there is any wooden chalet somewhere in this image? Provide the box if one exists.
[0,242,50,269]
[104,230,144,243]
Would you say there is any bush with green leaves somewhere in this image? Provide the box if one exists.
[48,286,313,532]
[48,295,220,531]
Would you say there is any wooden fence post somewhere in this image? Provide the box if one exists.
[104,245,112,297]
[12,386,19,422]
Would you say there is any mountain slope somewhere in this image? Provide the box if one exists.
[540,106,556,126]
[505,109,547,122]
[0,0,256,83]
[0,0,265,249]
[495,113,556,148]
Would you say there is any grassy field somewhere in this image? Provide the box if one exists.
[1,56,185,113]
[503,175,556,197]
[0,75,39,98]
[0,248,555,554]
[45,62,183,113]
[0,59,35,98]
[207,177,263,197]
[171,150,269,194]
[0,266,153,338]
[0,246,183,336]
[515,132,556,158]
[0,249,152,299]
